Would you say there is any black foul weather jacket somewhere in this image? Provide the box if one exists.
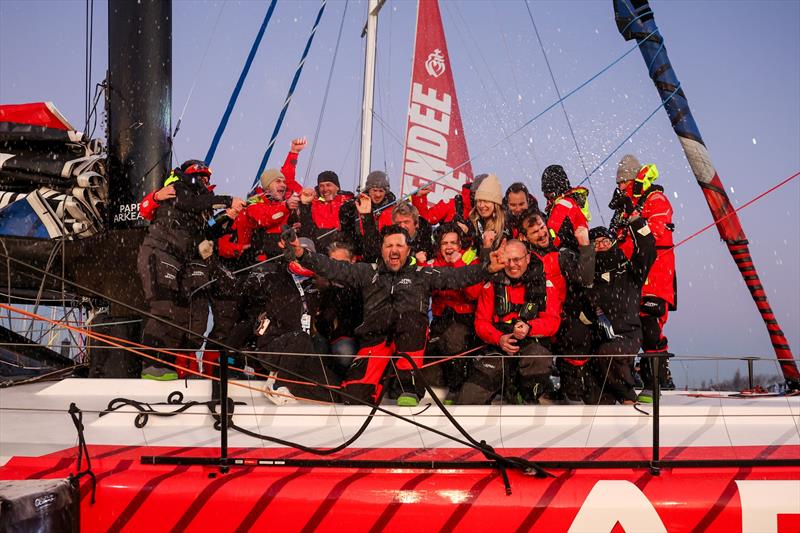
[298,251,489,340]
[146,173,233,259]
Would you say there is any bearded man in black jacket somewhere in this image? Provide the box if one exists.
[283,224,506,406]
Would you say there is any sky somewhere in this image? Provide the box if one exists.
[1,0,798,387]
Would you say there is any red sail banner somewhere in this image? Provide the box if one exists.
[400,0,473,205]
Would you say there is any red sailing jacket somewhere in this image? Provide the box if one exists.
[139,190,159,221]
[545,191,589,249]
[411,182,472,225]
[217,151,301,259]
[310,192,354,230]
[474,251,566,346]
[618,184,676,306]
[430,253,482,317]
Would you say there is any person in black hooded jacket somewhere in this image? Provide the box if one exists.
[586,217,655,404]
[137,160,244,380]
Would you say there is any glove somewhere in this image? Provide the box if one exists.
[596,310,620,340]
[280,225,298,262]
[608,188,634,215]
[198,239,214,260]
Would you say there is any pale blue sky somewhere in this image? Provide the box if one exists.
[1,0,798,386]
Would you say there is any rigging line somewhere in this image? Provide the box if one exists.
[172,0,228,143]
[577,83,681,187]
[252,0,328,188]
[0,256,491,452]
[376,54,389,172]
[83,0,93,134]
[495,1,542,178]
[445,1,527,174]
[205,0,278,165]
[304,0,349,183]
[524,0,606,225]
[665,170,799,255]
[371,28,659,213]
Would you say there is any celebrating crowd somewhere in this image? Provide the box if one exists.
[135,138,676,407]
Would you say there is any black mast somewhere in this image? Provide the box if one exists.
[107,0,172,227]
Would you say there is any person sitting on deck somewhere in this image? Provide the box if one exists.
[459,239,565,405]
[282,224,506,407]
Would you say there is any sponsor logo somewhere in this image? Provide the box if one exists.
[272,212,284,220]
[398,278,412,285]
[425,49,446,78]
[34,494,56,510]
[113,203,143,223]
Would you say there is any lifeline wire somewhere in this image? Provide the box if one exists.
[0,253,549,477]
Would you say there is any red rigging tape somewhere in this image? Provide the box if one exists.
[400,0,473,205]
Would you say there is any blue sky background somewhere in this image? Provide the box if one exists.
[1,0,798,387]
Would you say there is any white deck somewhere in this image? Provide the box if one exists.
[1,378,798,465]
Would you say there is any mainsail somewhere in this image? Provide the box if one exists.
[400,0,473,204]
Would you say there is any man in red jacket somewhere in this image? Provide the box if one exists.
[216,138,308,263]
[459,239,566,404]
[612,155,676,402]
[299,170,354,251]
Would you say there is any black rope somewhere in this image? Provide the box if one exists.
[99,391,245,430]
[68,403,96,504]
[0,251,550,481]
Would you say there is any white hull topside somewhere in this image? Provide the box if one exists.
[1,378,798,465]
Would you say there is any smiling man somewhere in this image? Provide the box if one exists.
[285,225,506,406]
[460,239,566,404]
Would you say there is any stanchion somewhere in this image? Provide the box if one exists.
[219,349,230,473]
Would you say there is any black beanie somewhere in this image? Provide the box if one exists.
[317,170,340,189]
[541,165,570,197]
[589,226,614,242]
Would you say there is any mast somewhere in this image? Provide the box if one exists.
[107,0,172,228]
[359,0,384,190]
[613,0,799,389]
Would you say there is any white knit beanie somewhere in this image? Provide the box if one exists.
[474,173,503,205]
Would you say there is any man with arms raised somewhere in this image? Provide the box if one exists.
[283,225,506,406]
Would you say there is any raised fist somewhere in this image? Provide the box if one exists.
[290,137,308,153]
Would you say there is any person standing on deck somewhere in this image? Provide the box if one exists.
[541,165,590,251]
[587,220,656,404]
[137,160,245,380]
[611,155,677,402]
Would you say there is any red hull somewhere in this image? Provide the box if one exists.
[2,445,799,532]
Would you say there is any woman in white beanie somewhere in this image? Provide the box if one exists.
[467,173,507,249]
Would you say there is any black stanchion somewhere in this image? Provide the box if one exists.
[219,350,230,473]
[650,352,661,475]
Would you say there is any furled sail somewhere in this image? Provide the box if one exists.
[0,102,107,239]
